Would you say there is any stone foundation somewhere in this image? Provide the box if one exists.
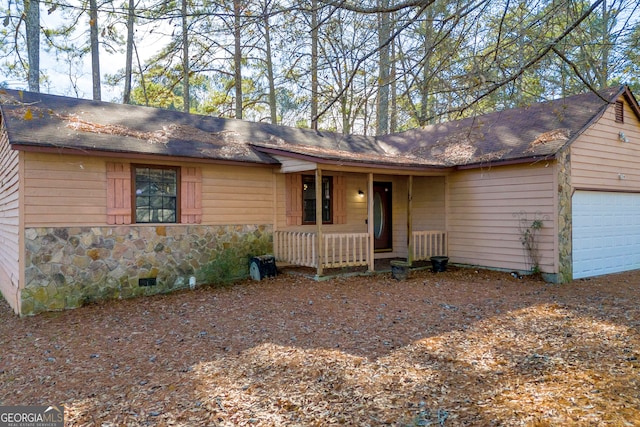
[21,224,272,315]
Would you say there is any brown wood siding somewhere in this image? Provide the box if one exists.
[448,164,556,273]
[23,153,276,227]
[24,153,107,225]
[384,175,446,258]
[571,98,640,191]
[200,165,274,225]
[413,176,446,230]
[0,126,20,312]
[390,176,408,257]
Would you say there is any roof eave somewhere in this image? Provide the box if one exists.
[622,85,640,120]
[10,142,280,167]
[455,154,557,170]
[251,144,453,172]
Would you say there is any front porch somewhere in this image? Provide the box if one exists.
[271,163,449,277]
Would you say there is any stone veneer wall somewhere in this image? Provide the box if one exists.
[21,224,273,315]
[556,149,572,283]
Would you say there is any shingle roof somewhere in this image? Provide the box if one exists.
[0,86,632,169]
[377,87,629,167]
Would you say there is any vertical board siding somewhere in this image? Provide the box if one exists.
[24,153,276,226]
[571,98,640,191]
[333,175,347,224]
[180,167,202,224]
[106,162,132,225]
[285,174,302,225]
[0,126,20,313]
[448,164,556,273]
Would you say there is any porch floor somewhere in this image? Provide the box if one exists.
[278,258,435,280]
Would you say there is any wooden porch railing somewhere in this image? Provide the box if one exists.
[274,231,369,269]
[274,231,317,267]
[275,230,448,270]
[412,230,447,260]
[323,233,369,268]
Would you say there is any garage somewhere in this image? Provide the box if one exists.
[572,190,640,279]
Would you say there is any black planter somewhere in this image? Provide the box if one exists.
[430,256,449,272]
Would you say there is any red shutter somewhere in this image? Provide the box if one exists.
[285,174,303,226]
[333,175,347,224]
[181,167,202,224]
[106,162,132,225]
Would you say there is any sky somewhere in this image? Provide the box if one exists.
[6,2,169,103]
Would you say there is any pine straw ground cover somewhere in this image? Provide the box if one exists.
[1,267,639,426]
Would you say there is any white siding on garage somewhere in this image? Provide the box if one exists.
[572,191,640,279]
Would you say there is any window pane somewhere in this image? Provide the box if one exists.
[134,166,178,223]
[303,176,316,223]
[302,175,332,224]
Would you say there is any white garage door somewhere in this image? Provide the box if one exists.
[573,191,640,279]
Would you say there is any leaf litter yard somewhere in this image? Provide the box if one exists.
[1,267,639,426]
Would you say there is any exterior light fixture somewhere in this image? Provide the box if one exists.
[358,190,365,197]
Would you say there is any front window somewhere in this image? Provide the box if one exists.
[134,166,178,223]
[303,175,332,224]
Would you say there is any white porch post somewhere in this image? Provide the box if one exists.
[367,172,374,272]
[315,168,323,277]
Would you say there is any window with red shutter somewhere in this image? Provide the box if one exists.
[285,173,346,225]
[106,163,202,224]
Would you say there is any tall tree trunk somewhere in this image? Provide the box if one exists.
[89,0,101,100]
[376,0,390,136]
[263,7,277,124]
[123,0,135,104]
[341,96,350,134]
[600,0,609,88]
[25,0,39,92]
[181,0,189,112]
[233,0,243,119]
[310,0,318,130]
[390,39,397,133]
[419,10,434,126]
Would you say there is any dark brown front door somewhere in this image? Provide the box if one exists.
[373,182,392,251]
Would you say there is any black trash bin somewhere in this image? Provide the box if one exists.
[430,256,449,272]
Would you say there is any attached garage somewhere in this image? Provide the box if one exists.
[572,190,640,279]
